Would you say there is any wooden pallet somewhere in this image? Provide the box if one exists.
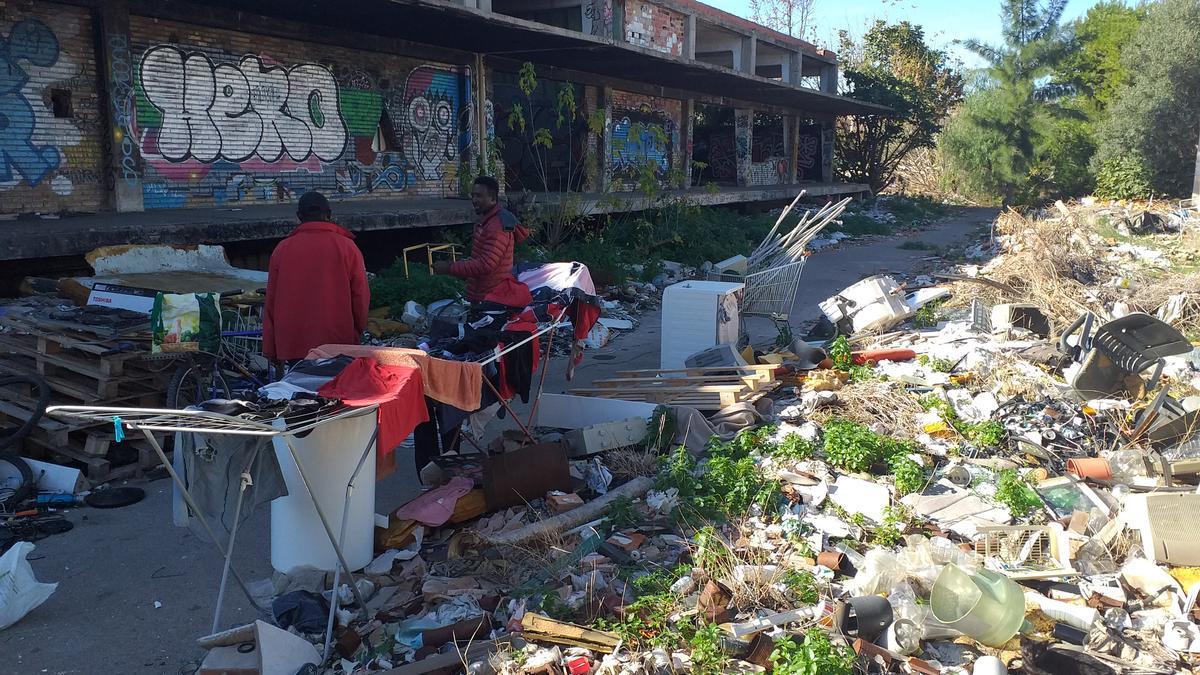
[571,365,781,411]
[15,423,169,483]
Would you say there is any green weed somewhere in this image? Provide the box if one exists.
[770,629,856,675]
[995,469,1042,518]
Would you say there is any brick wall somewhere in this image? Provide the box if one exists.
[608,89,681,191]
[0,2,106,215]
[127,16,473,209]
[623,0,684,57]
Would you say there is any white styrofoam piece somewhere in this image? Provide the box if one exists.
[21,457,84,494]
[906,287,951,311]
[828,475,890,523]
[536,394,658,430]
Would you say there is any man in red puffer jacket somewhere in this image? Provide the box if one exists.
[434,176,531,309]
[263,191,369,369]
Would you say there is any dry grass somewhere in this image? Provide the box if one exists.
[605,446,660,479]
[947,207,1200,338]
[808,378,927,437]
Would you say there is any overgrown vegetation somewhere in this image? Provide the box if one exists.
[369,265,465,309]
[821,418,915,474]
[1094,0,1200,197]
[836,21,964,193]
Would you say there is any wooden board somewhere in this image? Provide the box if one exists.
[571,364,781,411]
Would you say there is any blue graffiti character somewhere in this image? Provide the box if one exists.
[0,19,61,186]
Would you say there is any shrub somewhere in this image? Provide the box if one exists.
[1094,155,1153,200]
[369,264,465,309]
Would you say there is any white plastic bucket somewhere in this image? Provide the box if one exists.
[270,407,377,574]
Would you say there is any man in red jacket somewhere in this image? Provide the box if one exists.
[263,191,369,370]
[433,176,530,309]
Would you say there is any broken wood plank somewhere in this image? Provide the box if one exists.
[486,476,653,546]
[376,637,512,675]
[520,612,620,653]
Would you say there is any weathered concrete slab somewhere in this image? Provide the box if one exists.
[0,183,868,262]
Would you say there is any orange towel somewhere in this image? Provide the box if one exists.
[306,344,482,411]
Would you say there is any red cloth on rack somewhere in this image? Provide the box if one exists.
[316,357,429,458]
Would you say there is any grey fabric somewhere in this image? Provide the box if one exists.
[671,403,764,454]
[177,431,288,545]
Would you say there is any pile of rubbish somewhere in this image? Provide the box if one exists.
[187,201,1200,675]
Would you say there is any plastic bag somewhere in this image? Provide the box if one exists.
[0,542,57,630]
[151,292,221,353]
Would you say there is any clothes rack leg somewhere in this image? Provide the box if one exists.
[483,376,536,445]
[214,454,257,634]
[322,427,379,659]
[138,428,264,617]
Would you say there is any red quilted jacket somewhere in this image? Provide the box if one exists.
[449,205,530,304]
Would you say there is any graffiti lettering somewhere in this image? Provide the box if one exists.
[107,33,140,185]
[0,19,61,186]
[138,45,347,163]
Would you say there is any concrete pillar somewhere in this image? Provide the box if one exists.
[97,0,144,212]
[818,114,835,183]
[735,108,753,186]
[786,115,798,184]
[788,52,801,86]
[1193,122,1200,203]
[684,14,697,60]
[599,86,613,192]
[740,35,756,75]
[683,99,695,188]
[819,63,838,94]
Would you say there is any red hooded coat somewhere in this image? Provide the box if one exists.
[263,221,370,361]
[448,205,531,306]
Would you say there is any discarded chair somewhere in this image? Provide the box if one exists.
[1061,311,1196,447]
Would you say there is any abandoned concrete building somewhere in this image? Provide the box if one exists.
[0,0,884,265]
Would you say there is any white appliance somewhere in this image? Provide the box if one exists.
[660,280,743,370]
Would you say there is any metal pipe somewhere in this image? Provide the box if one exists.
[323,427,379,658]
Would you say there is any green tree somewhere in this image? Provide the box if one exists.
[1056,1,1147,119]
[939,0,1078,204]
[1094,0,1200,197]
[835,21,963,193]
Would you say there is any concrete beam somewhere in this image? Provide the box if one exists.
[0,184,871,262]
[599,85,613,192]
[683,98,695,188]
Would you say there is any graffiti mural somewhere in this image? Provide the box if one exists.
[797,124,822,181]
[0,9,105,214]
[609,102,677,190]
[138,46,347,163]
[399,66,460,181]
[585,0,614,37]
[129,19,470,209]
[0,19,61,186]
[749,124,787,186]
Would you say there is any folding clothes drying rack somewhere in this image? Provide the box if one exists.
[46,401,379,659]
[43,310,573,655]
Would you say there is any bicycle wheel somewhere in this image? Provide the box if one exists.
[0,374,50,451]
[166,358,230,409]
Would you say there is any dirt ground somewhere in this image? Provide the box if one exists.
[0,207,996,675]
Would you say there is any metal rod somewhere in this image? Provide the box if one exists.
[214,459,255,634]
[323,426,379,659]
[138,428,263,613]
[279,437,370,614]
[525,309,567,429]
[483,376,536,445]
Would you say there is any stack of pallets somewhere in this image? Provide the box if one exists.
[570,364,781,411]
[0,300,171,482]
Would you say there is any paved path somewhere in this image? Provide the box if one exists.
[0,206,996,675]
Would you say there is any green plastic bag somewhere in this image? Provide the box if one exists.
[151,292,221,353]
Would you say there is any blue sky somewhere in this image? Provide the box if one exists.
[702,0,1098,67]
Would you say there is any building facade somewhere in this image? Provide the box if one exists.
[0,0,882,261]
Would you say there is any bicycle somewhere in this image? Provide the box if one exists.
[163,302,275,409]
